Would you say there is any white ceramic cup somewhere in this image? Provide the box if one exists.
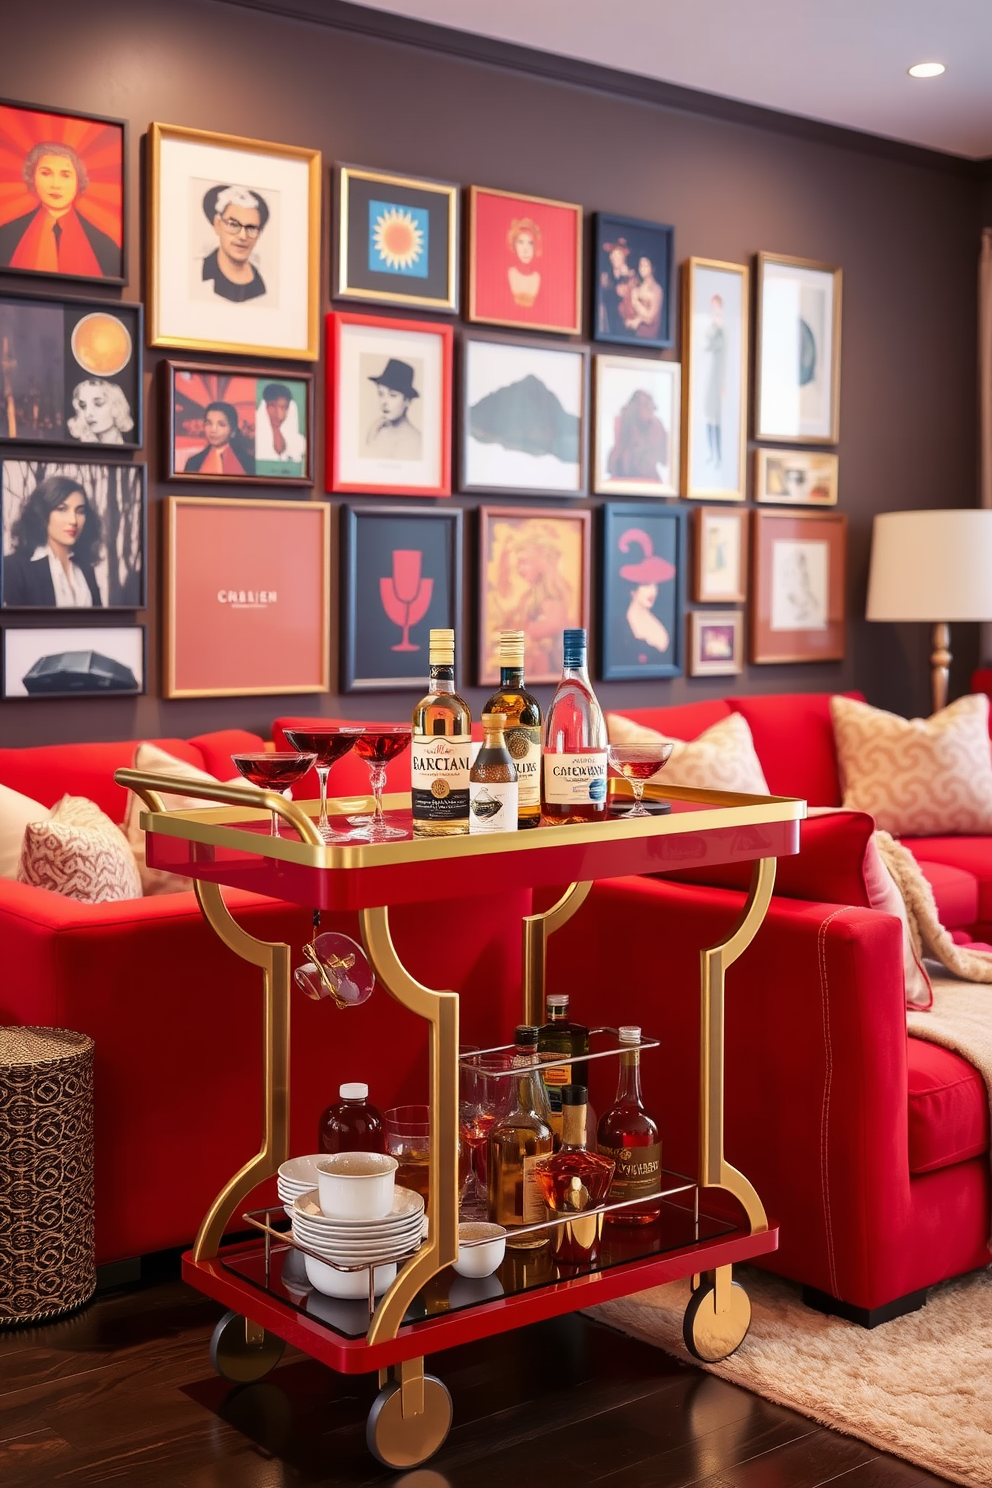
[315,1151,398,1220]
[452,1221,506,1278]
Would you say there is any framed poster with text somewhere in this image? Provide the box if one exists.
[163,496,329,697]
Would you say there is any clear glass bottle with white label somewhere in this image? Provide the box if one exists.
[411,629,471,837]
[483,629,542,829]
[469,713,518,834]
[541,628,608,825]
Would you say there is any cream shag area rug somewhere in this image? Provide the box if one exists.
[591,1265,992,1487]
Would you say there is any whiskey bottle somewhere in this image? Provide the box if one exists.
[488,1027,554,1248]
[483,629,542,828]
[534,1086,615,1266]
[597,1027,662,1225]
[411,628,472,837]
[469,713,518,834]
[541,628,608,825]
[511,1024,554,1131]
[537,993,590,1143]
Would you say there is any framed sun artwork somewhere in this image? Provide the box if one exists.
[334,164,459,313]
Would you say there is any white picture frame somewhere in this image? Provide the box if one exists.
[592,354,680,497]
[462,335,588,495]
[681,258,748,501]
[755,253,842,444]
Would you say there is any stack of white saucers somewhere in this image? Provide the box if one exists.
[292,1186,425,1299]
[277,1155,324,1216]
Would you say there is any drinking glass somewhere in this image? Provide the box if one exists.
[231,751,317,836]
[295,930,375,1008]
[459,1053,511,1222]
[606,742,675,818]
[283,727,364,842]
[384,1105,430,1209]
[351,727,412,841]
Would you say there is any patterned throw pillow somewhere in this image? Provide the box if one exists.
[606,711,770,794]
[831,694,992,837]
[17,795,142,903]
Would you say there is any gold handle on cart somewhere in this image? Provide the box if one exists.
[113,768,324,846]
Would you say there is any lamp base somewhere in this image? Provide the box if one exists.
[930,622,951,714]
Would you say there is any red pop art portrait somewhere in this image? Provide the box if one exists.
[0,100,125,285]
[468,187,582,336]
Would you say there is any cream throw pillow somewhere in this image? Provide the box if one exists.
[123,741,240,895]
[606,711,770,794]
[831,694,992,837]
[18,795,141,903]
[0,781,48,879]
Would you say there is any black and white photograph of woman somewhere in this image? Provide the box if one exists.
[67,379,134,444]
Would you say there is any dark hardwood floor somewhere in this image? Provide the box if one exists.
[0,1267,956,1488]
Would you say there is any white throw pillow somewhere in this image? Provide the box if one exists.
[0,781,48,879]
[831,693,992,836]
[18,795,142,903]
[606,711,770,794]
[123,741,240,895]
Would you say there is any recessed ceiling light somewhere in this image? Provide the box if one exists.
[908,61,946,78]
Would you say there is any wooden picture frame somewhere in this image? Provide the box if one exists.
[592,354,680,498]
[754,447,839,506]
[755,252,842,444]
[681,257,749,502]
[326,310,453,497]
[751,508,846,664]
[600,502,685,681]
[477,504,591,685]
[468,185,582,335]
[148,122,321,360]
[335,164,459,313]
[2,624,145,698]
[693,506,748,604]
[689,610,743,677]
[163,496,330,698]
[0,97,127,286]
[164,361,314,486]
[592,212,674,349]
[341,504,463,691]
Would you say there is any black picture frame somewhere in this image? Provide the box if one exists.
[2,622,146,699]
[0,291,142,450]
[163,361,314,486]
[342,503,463,691]
[0,97,127,287]
[600,502,685,680]
[592,212,674,350]
[334,163,460,313]
[1,458,147,610]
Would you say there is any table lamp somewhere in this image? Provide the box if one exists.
[866,509,992,713]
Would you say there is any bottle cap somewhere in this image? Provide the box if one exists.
[562,628,587,666]
[547,993,569,1010]
[561,1085,588,1106]
[428,628,455,666]
[618,1026,641,1044]
[481,712,507,731]
[514,1025,539,1046]
[498,629,526,666]
[339,1082,369,1100]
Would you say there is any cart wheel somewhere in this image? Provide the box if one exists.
[366,1375,453,1468]
[210,1309,285,1383]
[682,1278,751,1362]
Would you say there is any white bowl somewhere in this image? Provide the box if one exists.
[304,1254,397,1299]
[452,1222,506,1278]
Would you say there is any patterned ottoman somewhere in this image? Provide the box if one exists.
[0,1027,95,1325]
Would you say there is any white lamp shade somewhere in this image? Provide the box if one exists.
[866,509,992,623]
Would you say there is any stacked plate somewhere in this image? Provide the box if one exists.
[277,1154,324,1216]
[291,1186,425,1299]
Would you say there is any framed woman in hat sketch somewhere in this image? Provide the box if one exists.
[326,311,453,496]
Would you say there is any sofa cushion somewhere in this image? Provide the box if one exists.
[727,691,863,806]
[607,699,732,740]
[0,781,47,879]
[906,856,981,931]
[18,795,142,903]
[189,729,270,782]
[606,711,769,794]
[907,1036,989,1174]
[123,742,245,896]
[0,738,208,820]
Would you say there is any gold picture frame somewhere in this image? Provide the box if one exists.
[755,252,842,445]
[335,164,459,312]
[693,506,748,603]
[148,122,321,360]
[467,185,583,336]
[754,447,839,505]
[681,257,749,502]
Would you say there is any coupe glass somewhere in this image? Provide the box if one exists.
[231,751,317,836]
[283,727,364,842]
[607,742,675,818]
[351,727,412,841]
[459,1052,510,1222]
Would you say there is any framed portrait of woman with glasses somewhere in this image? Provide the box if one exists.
[148,123,321,360]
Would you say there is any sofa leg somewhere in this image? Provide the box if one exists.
[802,1284,929,1328]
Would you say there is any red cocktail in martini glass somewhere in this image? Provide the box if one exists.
[231,751,317,837]
[283,727,364,842]
[351,728,412,841]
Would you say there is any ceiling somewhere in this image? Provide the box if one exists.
[348,0,992,159]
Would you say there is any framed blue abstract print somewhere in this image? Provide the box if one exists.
[600,502,685,681]
[335,165,459,313]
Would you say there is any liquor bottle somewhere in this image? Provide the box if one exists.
[597,1027,662,1225]
[469,713,518,835]
[483,629,542,828]
[411,628,472,837]
[510,1024,554,1131]
[541,628,608,825]
[534,1086,615,1266]
[537,993,591,1143]
[318,1082,386,1155]
[488,1026,554,1248]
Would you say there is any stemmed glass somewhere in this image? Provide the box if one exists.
[607,742,675,818]
[459,1053,510,1222]
[283,727,364,842]
[351,727,412,841]
[231,751,317,837]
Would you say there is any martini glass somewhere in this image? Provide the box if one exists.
[231,751,317,836]
[283,727,364,842]
[351,727,412,841]
[607,742,675,818]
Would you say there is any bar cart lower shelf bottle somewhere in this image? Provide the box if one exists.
[116,766,802,1468]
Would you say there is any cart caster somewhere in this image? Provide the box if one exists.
[210,1309,285,1383]
[367,1373,453,1468]
[683,1270,751,1362]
